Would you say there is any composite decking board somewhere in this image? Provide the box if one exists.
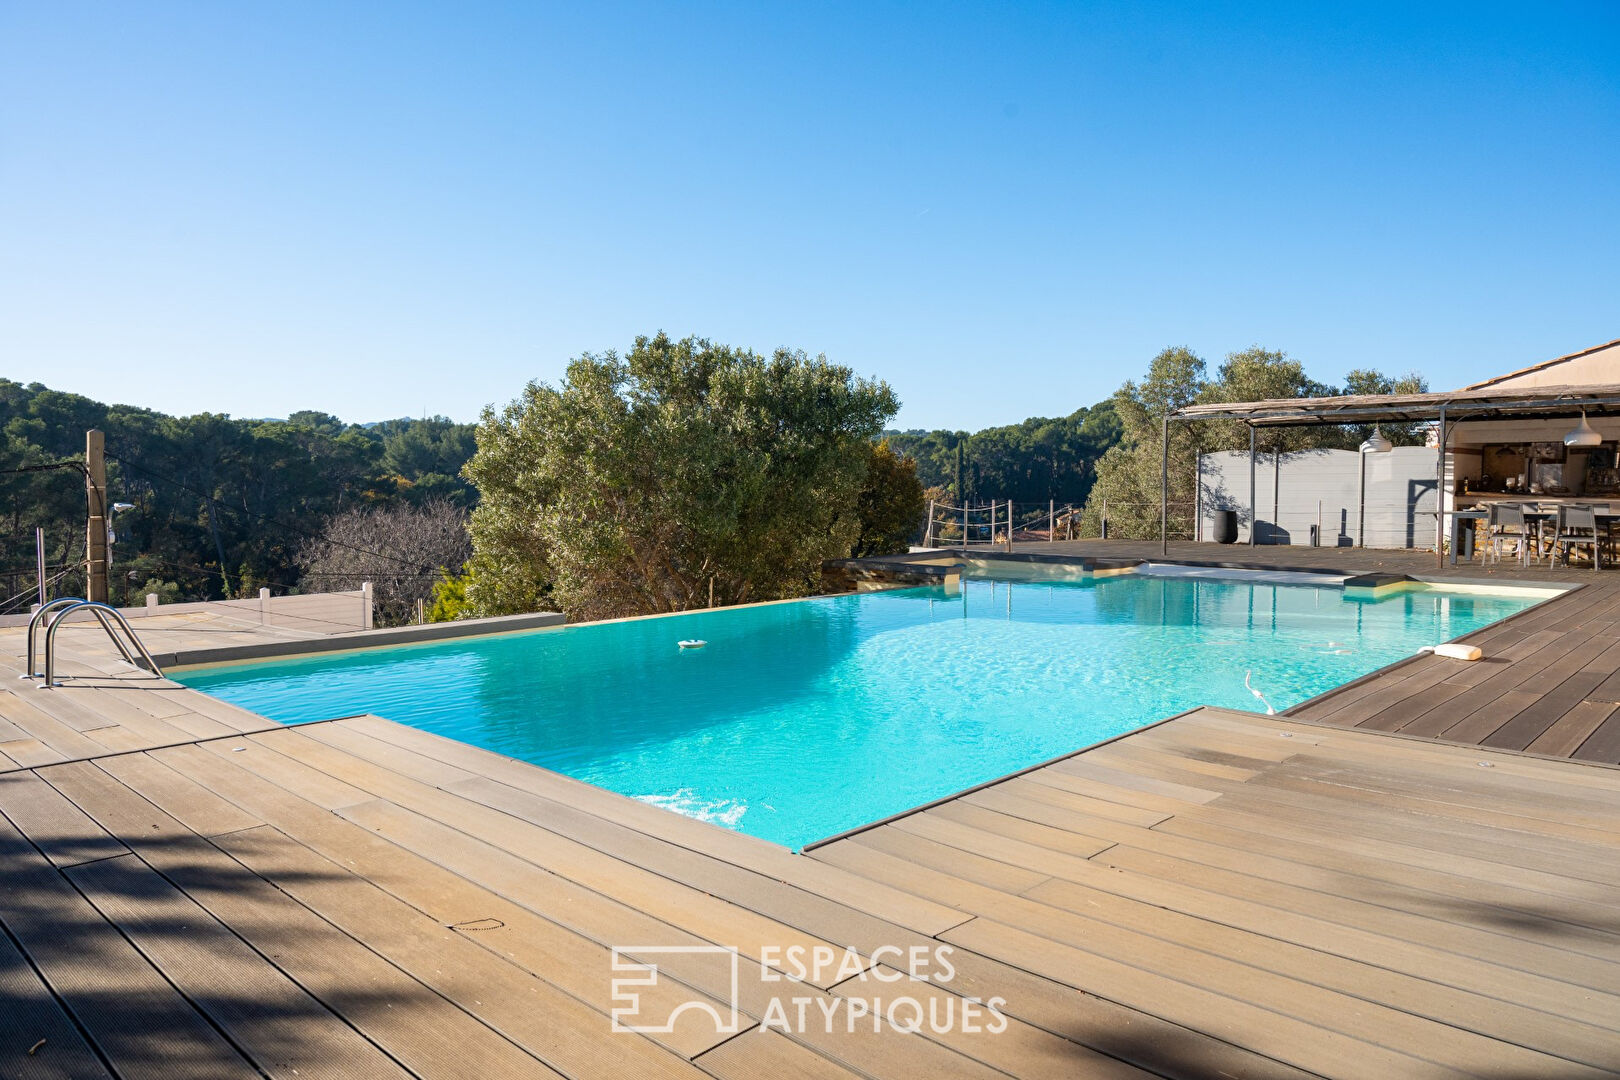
[1240,753,1620,831]
[443,773,971,957]
[1184,709,1620,792]
[1199,780,1620,890]
[1083,841,1620,1000]
[1441,631,1620,747]
[978,775,1175,825]
[0,812,254,1080]
[0,918,115,1080]
[941,917,1467,1080]
[855,806,1620,1039]
[885,813,1114,885]
[1236,764,1620,850]
[1393,629,1620,743]
[0,691,116,761]
[820,828,1618,1076]
[330,714,970,936]
[0,770,129,868]
[939,781,1620,955]
[67,852,414,1080]
[149,739,798,1063]
[209,825,702,1080]
[258,727,931,974]
[1089,741,1262,782]
[225,731,861,987]
[35,758,566,1079]
[218,725,1302,1080]
[90,751,265,837]
[1294,623,1574,727]
[902,797,1117,858]
[1529,699,1620,757]
[145,742,750,1060]
[694,1030,866,1080]
[816,852,1325,1080]
[824,969,1158,1080]
[1574,707,1620,764]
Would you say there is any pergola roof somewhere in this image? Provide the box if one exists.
[1170,382,1620,427]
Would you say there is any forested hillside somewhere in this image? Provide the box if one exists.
[884,400,1122,506]
[0,380,476,608]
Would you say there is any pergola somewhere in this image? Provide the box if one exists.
[1158,382,1620,567]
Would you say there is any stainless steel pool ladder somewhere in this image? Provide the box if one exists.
[24,597,166,688]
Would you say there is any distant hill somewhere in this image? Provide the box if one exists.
[0,379,477,604]
[883,398,1122,506]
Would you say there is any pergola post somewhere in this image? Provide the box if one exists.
[1436,404,1448,569]
[1248,422,1257,546]
[1160,413,1170,556]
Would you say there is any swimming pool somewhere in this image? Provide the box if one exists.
[175,571,1548,848]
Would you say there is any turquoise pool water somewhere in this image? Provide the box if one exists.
[175,573,1544,848]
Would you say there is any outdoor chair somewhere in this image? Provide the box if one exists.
[1551,504,1603,570]
[1484,503,1533,566]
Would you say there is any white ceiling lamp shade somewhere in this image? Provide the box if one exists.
[1563,410,1603,448]
[1360,426,1393,454]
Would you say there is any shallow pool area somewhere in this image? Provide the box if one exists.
[175,573,1548,848]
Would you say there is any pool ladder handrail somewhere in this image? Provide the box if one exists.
[25,597,166,688]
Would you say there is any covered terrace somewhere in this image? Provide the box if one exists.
[1159,381,1620,568]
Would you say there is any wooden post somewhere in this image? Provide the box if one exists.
[1004,501,1014,552]
[1048,499,1054,543]
[961,501,968,552]
[923,499,935,548]
[35,527,45,609]
[85,430,108,603]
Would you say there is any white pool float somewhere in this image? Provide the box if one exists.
[678,639,706,649]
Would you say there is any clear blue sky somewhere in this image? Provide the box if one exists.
[3,2,1617,431]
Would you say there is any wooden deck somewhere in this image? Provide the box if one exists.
[2,552,1619,1078]
[1010,539,1620,765]
[0,708,1615,1079]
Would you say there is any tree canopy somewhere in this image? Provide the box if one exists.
[884,402,1122,506]
[1084,346,1427,539]
[462,333,901,621]
[0,379,478,608]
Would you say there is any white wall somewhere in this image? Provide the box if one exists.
[1199,446,1442,549]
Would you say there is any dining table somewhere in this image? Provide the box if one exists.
[1448,504,1620,567]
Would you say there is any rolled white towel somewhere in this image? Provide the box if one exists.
[1421,643,1483,661]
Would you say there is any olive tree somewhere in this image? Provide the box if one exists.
[463,333,900,621]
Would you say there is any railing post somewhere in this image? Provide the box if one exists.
[923,499,935,548]
[259,587,270,625]
[361,581,374,630]
[145,593,158,616]
[1048,499,1054,543]
[1101,498,1109,540]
